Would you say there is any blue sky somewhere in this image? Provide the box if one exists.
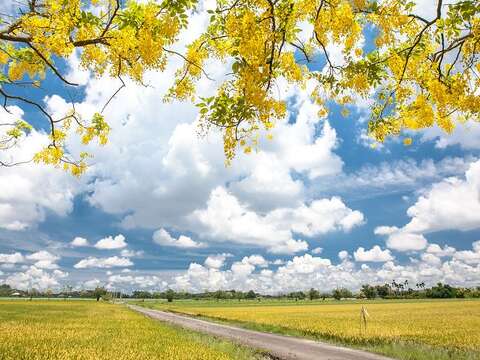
[1,0,479,293]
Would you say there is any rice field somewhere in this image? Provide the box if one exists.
[142,299,480,360]
[0,300,261,360]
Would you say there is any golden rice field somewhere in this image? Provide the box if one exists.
[0,300,260,360]
[148,299,480,360]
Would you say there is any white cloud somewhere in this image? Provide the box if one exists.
[375,227,428,252]
[120,249,144,257]
[404,160,480,234]
[426,243,456,257]
[37,15,346,239]
[354,246,394,262]
[269,240,309,255]
[452,241,480,264]
[374,226,399,236]
[74,256,133,269]
[0,109,81,231]
[228,152,304,211]
[204,253,231,269]
[229,255,269,277]
[373,160,480,253]
[474,241,480,253]
[94,234,127,250]
[5,1,478,294]
[190,187,363,254]
[230,261,255,278]
[315,157,473,198]
[0,252,24,264]
[171,250,480,294]
[108,274,166,289]
[387,232,428,252]
[338,250,350,261]
[281,254,332,275]
[311,247,323,254]
[420,253,442,266]
[279,120,343,180]
[71,237,90,247]
[370,160,480,256]
[6,266,68,291]
[174,263,228,291]
[422,122,480,150]
[33,260,59,270]
[242,255,268,267]
[83,278,101,289]
[26,251,59,262]
[23,251,60,270]
[153,228,206,248]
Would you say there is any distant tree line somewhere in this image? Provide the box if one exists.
[358,281,480,300]
[0,284,110,300]
[1,281,479,301]
[131,289,259,302]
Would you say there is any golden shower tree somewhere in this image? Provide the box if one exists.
[1,0,479,173]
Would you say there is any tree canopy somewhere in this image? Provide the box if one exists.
[1,0,479,174]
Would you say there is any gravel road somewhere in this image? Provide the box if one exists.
[129,305,393,360]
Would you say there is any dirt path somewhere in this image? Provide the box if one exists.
[129,305,393,360]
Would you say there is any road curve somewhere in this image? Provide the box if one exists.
[128,305,393,360]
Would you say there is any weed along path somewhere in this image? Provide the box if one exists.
[129,305,392,360]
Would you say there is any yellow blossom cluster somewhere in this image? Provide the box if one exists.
[1,0,480,172]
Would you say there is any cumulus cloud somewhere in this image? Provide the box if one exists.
[375,226,428,252]
[404,160,480,234]
[32,260,59,270]
[13,251,56,270]
[422,122,480,150]
[242,255,269,267]
[67,241,480,293]
[36,12,346,239]
[375,160,480,253]
[26,251,59,262]
[338,250,350,261]
[5,9,358,281]
[6,266,68,291]
[71,237,90,247]
[74,256,133,269]
[190,187,363,254]
[228,152,304,211]
[0,252,24,264]
[94,234,127,250]
[204,253,232,269]
[453,241,480,264]
[120,249,144,258]
[174,263,228,291]
[354,246,394,262]
[108,274,166,289]
[153,228,206,248]
[316,156,473,198]
[0,109,81,231]
[387,232,428,252]
[426,243,456,257]
[171,250,480,294]
[420,253,442,266]
[4,1,478,294]
[83,278,101,289]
